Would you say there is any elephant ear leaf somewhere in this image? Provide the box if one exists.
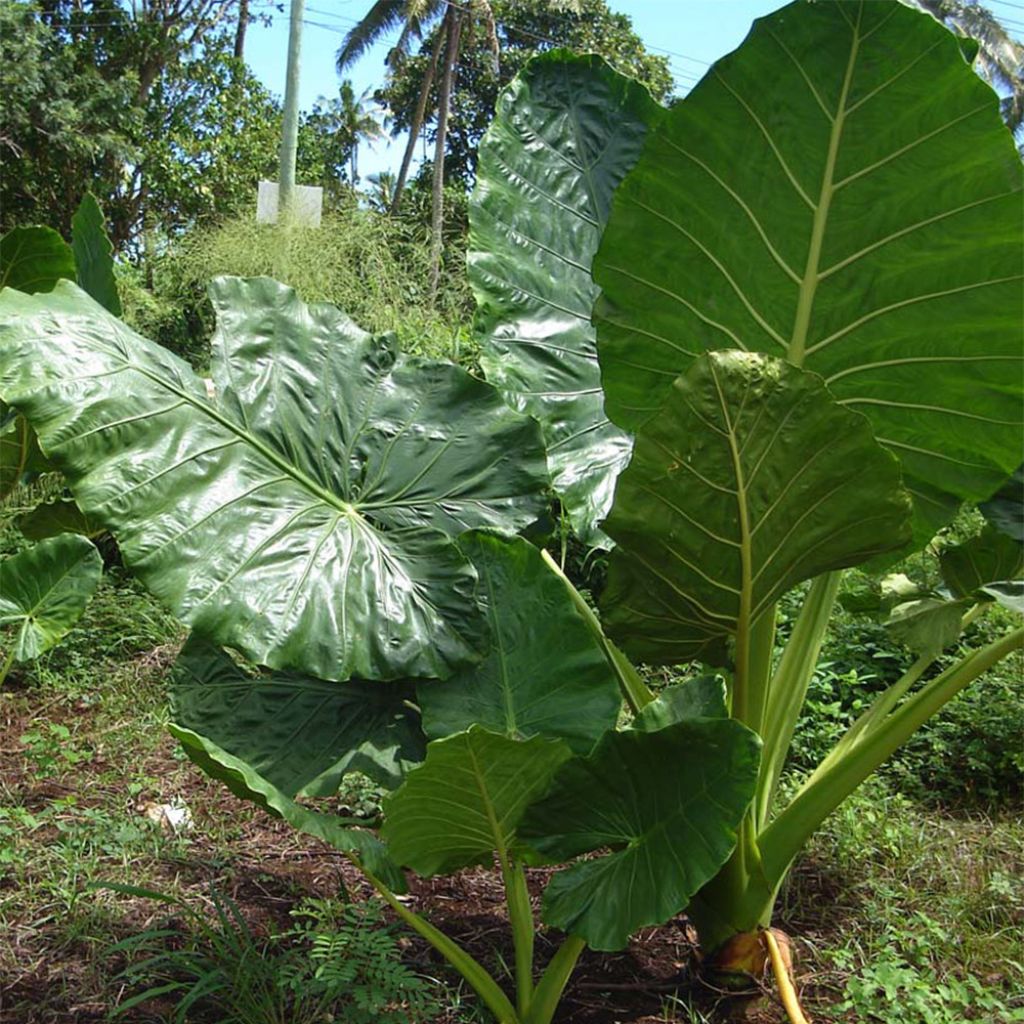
[518,718,760,951]
[979,466,1023,543]
[0,278,549,682]
[168,723,405,891]
[381,726,572,876]
[601,351,912,665]
[169,636,425,794]
[71,192,121,316]
[0,226,75,294]
[632,677,728,731]
[0,405,52,501]
[469,52,661,545]
[595,0,1022,548]
[940,524,1023,615]
[17,499,104,541]
[417,531,620,753]
[0,534,102,661]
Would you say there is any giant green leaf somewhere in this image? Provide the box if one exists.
[595,0,1022,546]
[0,405,52,501]
[940,525,1023,599]
[168,723,405,891]
[0,278,549,682]
[381,726,572,876]
[71,192,122,316]
[0,226,75,294]
[169,636,425,794]
[17,499,103,541]
[0,534,102,661]
[469,52,660,545]
[518,718,760,951]
[600,352,912,665]
[417,531,620,753]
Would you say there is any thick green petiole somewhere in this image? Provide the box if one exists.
[0,646,16,688]
[504,859,535,1017]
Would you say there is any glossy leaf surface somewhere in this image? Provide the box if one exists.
[595,0,1022,546]
[601,351,911,665]
[469,52,660,544]
[0,534,102,660]
[382,726,572,876]
[0,226,75,293]
[168,723,405,890]
[169,636,425,794]
[71,193,122,316]
[417,531,620,753]
[0,278,549,681]
[519,718,760,950]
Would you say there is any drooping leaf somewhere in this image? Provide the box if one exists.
[940,525,1024,599]
[381,726,572,876]
[0,226,75,294]
[169,636,425,794]
[979,466,1024,543]
[469,52,661,544]
[595,0,1022,547]
[979,581,1024,615]
[167,723,405,891]
[600,351,912,665]
[71,192,122,316]
[0,534,102,661]
[0,278,550,682]
[518,718,760,951]
[885,596,969,655]
[0,404,52,501]
[417,531,620,753]
[632,677,728,731]
[17,499,104,541]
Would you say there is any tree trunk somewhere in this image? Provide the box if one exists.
[234,0,249,60]
[389,22,446,217]
[429,9,462,300]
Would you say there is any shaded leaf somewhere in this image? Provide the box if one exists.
[168,724,405,890]
[169,636,425,794]
[595,0,1022,548]
[0,534,102,661]
[0,226,75,294]
[417,531,620,753]
[885,596,968,655]
[519,718,760,950]
[632,677,728,731]
[0,405,52,501]
[940,525,1023,598]
[979,466,1023,543]
[381,726,572,876]
[979,581,1024,614]
[601,351,911,665]
[469,52,660,544]
[18,499,103,541]
[71,192,122,316]
[0,278,550,682]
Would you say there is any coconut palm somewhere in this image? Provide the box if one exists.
[914,0,1024,134]
[336,0,497,295]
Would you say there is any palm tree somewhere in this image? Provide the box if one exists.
[337,80,384,183]
[336,1,498,295]
[914,0,1024,135]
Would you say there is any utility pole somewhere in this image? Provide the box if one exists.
[278,0,306,219]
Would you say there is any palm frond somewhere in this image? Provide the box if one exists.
[336,1,409,72]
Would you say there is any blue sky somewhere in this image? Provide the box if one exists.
[242,0,792,182]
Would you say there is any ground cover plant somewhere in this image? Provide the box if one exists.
[0,2,1021,1022]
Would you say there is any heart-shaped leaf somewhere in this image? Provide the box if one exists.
[595,0,1022,547]
[519,718,760,951]
[381,726,572,876]
[169,636,425,794]
[601,351,911,665]
[168,723,405,890]
[0,226,75,293]
[940,525,1023,599]
[470,52,660,544]
[17,499,104,541]
[417,531,620,753]
[0,534,102,661]
[0,278,549,681]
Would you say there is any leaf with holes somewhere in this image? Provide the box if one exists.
[600,351,912,665]
[169,635,425,794]
[469,52,661,544]
[381,726,572,876]
[518,718,760,951]
[0,278,549,682]
[595,0,1022,547]
[0,534,102,661]
[417,531,620,753]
